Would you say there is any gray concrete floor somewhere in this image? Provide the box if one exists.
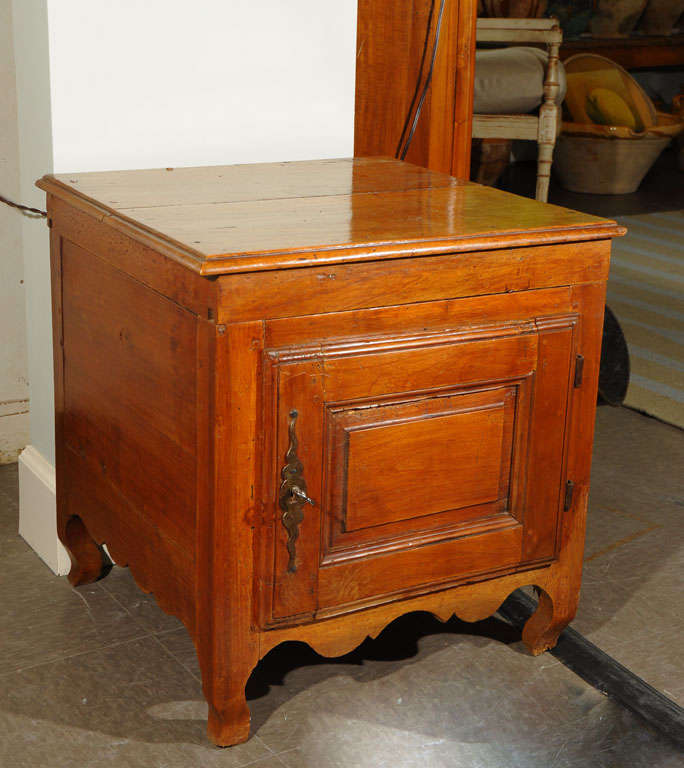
[0,405,682,767]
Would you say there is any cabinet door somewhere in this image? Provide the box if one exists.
[262,315,577,623]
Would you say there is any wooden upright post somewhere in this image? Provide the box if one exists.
[354,0,477,178]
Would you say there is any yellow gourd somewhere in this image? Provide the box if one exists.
[586,88,637,129]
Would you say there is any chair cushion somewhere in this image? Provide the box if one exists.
[473,47,567,115]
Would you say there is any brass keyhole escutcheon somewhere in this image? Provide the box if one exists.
[279,410,315,573]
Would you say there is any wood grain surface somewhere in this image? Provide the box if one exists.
[354,0,478,177]
[38,158,624,275]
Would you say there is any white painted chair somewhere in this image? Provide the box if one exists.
[472,17,563,202]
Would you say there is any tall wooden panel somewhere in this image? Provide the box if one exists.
[354,0,477,177]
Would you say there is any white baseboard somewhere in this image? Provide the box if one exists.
[18,444,70,575]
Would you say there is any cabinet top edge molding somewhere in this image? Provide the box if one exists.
[37,157,625,276]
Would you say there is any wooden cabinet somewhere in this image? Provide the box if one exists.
[38,158,624,747]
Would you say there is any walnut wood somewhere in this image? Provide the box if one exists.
[354,0,477,177]
[322,389,516,560]
[263,286,575,344]
[47,196,216,316]
[55,235,198,626]
[40,158,622,746]
[452,0,478,178]
[37,159,623,277]
[343,394,507,531]
[62,515,111,586]
[218,240,610,324]
[199,321,261,746]
[44,157,451,209]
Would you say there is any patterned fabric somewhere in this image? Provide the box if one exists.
[608,210,684,428]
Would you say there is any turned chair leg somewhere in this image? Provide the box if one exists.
[535,103,558,204]
[535,143,553,203]
[61,515,113,586]
[521,586,578,656]
[535,34,561,204]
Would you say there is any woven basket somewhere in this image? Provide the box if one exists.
[554,133,671,194]
[556,56,682,193]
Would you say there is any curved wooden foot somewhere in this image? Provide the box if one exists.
[522,587,576,656]
[62,515,113,586]
[207,697,251,747]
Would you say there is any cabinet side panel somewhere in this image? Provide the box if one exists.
[60,238,198,627]
[49,195,215,316]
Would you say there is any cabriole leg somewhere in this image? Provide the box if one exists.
[521,586,578,656]
[205,675,253,747]
[60,515,112,586]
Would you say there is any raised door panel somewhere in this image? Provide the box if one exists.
[263,315,576,623]
[323,387,519,562]
[344,392,507,531]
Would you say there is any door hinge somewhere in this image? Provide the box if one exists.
[574,354,585,388]
[564,480,575,511]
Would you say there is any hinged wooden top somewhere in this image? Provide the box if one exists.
[37,157,624,276]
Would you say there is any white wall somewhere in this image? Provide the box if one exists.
[12,0,53,468]
[31,0,357,466]
[12,0,60,570]
[0,0,30,463]
[47,0,357,173]
[13,0,358,571]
